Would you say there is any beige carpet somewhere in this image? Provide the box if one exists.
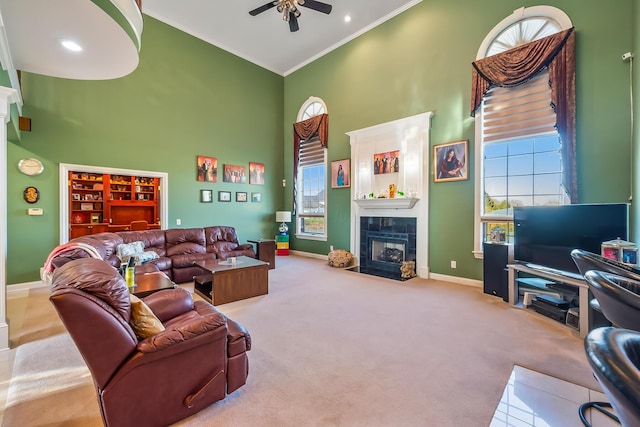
[3,256,597,426]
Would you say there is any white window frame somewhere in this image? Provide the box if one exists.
[473,6,573,258]
[296,96,328,241]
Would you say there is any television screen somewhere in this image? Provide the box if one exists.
[513,203,629,274]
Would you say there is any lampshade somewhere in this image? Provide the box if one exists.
[276,211,291,223]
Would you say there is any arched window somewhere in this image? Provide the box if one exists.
[295,97,328,240]
[473,6,573,256]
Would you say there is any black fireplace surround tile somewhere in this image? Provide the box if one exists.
[358,216,417,281]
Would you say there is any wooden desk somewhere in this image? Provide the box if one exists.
[194,256,269,305]
[507,263,589,337]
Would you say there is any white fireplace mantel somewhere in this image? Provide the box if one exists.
[347,111,434,278]
[353,197,419,209]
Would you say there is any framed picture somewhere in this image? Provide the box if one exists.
[197,155,218,182]
[80,203,93,211]
[249,162,265,185]
[373,150,400,175]
[433,140,468,182]
[90,213,101,224]
[236,192,248,202]
[200,189,213,203]
[72,193,80,201]
[218,191,231,202]
[223,164,247,183]
[331,159,351,189]
[251,192,262,202]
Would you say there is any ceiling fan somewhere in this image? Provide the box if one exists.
[249,0,333,32]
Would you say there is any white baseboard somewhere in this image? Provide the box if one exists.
[7,280,47,299]
[289,250,328,261]
[429,272,483,288]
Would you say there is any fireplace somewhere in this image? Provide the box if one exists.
[348,111,433,279]
[355,217,417,280]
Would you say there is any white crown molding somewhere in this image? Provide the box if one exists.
[284,0,423,76]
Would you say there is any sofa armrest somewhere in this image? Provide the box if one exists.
[136,302,227,353]
[236,243,253,251]
[143,288,193,322]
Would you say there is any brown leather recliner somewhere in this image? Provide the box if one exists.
[49,258,251,427]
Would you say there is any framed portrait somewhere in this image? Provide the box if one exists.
[72,193,81,201]
[251,192,262,202]
[236,192,248,202]
[90,213,101,224]
[223,164,247,184]
[249,162,265,185]
[218,191,231,202]
[197,155,218,182]
[373,150,400,175]
[433,140,468,182]
[331,159,351,189]
[200,189,213,203]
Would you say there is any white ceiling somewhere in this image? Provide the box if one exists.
[0,0,422,81]
[143,0,422,75]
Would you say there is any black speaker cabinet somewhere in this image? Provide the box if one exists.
[483,242,514,301]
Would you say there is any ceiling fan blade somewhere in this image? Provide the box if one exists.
[300,0,332,14]
[249,2,277,16]
[289,12,300,32]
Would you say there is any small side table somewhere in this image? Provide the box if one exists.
[249,239,276,269]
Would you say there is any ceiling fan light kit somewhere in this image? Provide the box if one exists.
[250,0,332,32]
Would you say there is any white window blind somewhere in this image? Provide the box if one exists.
[299,137,324,166]
[482,71,556,144]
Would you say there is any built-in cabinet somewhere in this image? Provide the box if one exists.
[69,171,160,238]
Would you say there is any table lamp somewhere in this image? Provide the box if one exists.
[276,211,291,234]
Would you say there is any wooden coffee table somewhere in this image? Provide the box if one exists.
[194,256,269,305]
[131,271,177,298]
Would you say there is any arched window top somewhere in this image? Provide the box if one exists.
[477,6,572,59]
[297,96,327,121]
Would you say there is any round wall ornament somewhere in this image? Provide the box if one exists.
[24,186,40,204]
[18,158,44,176]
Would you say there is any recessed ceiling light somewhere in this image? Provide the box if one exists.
[344,15,352,23]
[61,40,83,52]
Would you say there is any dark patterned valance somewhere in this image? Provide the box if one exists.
[470,27,577,203]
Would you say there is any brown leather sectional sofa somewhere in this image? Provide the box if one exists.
[60,226,256,283]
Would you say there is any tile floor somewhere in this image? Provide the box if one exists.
[491,365,619,427]
[0,287,621,427]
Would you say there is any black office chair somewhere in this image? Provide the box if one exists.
[571,249,640,328]
[577,269,640,426]
[584,327,640,427]
[583,270,640,331]
[571,249,640,281]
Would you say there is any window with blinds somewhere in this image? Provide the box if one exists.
[295,97,328,240]
[297,136,326,237]
[481,70,567,243]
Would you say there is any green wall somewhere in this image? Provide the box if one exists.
[5,1,637,284]
[7,16,284,284]
[284,0,635,279]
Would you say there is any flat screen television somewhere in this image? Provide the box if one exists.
[513,203,629,274]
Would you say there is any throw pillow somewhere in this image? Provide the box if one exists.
[116,241,145,264]
[129,294,165,340]
[116,241,159,265]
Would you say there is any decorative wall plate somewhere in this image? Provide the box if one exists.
[23,186,40,204]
